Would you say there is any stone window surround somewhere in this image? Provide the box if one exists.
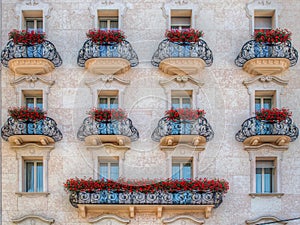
[246,0,281,35]
[16,87,50,111]
[15,0,52,33]
[14,144,54,196]
[89,0,128,30]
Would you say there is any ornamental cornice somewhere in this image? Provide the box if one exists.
[10,74,55,87]
[245,215,287,225]
[243,75,288,87]
[89,214,130,224]
[162,215,205,224]
[11,214,55,224]
[159,75,204,87]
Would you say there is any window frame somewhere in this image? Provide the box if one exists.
[98,157,120,180]
[171,157,193,179]
[98,90,119,109]
[171,90,193,109]
[24,159,44,193]
[21,90,44,109]
[255,158,276,194]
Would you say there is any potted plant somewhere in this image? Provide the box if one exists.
[8,29,46,45]
[86,29,126,44]
[255,107,292,123]
[8,106,47,122]
[87,108,127,122]
[165,108,206,121]
[254,28,292,44]
[165,28,204,43]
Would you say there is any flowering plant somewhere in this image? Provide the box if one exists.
[165,108,205,121]
[64,177,229,194]
[254,28,292,43]
[165,28,204,43]
[8,29,46,45]
[86,29,126,44]
[87,108,127,121]
[8,106,46,122]
[255,108,292,122]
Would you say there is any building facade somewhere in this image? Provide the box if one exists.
[1,0,300,224]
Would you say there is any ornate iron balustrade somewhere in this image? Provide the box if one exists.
[77,117,139,141]
[235,117,299,142]
[69,190,223,208]
[151,117,214,142]
[235,40,298,67]
[151,39,213,67]
[1,40,62,67]
[1,117,63,142]
[77,39,139,67]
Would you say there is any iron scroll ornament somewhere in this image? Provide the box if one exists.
[1,117,63,142]
[235,117,299,142]
[77,39,139,67]
[77,117,139,142]
[1,40,63,67]
[151,39,213,67]
[151,116,214,142]
[234,40,298,67]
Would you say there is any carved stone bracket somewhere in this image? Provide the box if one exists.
[243,75,289,87]
[159,75,204,87]
[11,214,55,224]
[89,214,130,224]
[10,74,55,88]
[162,215,205,224]
[246,215,287,225]
[160,135,206,152]
[159,58,206,75]
[85,58,131,75]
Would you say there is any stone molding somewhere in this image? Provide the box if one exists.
[8,135,55,147]
[159,58,206,75]
[246,215,287,224]
[243,58,290,76]
[160,135,206,152]
[162,215,205,224]
[11,214,54,224]
[243,135,291,148]
[85,58,131,75]
[243,75,289,87]
[89,214,130,224]
[159,75,204,87]
[249,193,284,198]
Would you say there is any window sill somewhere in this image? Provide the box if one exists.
[15,192,50,197]
[249,193,284,198]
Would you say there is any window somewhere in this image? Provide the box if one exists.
[254,10,275,32]
[22,90,43,109]
[22,10,43,33]
[256,159,276,193]
[255,90,275,111]
[24,159,43,192]
[98,9,119,30]
[172,158,193,179]
[99,157,119,180]
[98,90,118,109]
[171,9,191,30]
[171,90,192,109]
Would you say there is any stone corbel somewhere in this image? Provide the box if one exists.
[159,75,204,87]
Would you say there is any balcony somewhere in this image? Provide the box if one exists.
[77,117,139,148]
[235,40,298,75]
[1,40,62,75]
[235,117,299,149]
[1,117,63,146]
[77,40,139,75]
[151,115,214,151]
[66,178,228,219]
[151,39,213,75]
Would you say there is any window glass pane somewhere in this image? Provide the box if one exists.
[171,98,180,109]
[36,98,43,109]
[256,168,262,193]
[99,20,108,30]
[99,163,108,179]
[110,97,118,109]
[255,98,261,111]
[182,98,191,109]
[110,163,119,180]
[172,163,180,180]
[110,20,118,30]
[182,162,192,179]
[25,162,34,192]
[264,168,273,193]
[36,162,43,192]
[263,98,272,109]
[254,17,272,29]
[26,98,34,108]
[99,98,108,109]
[26,21,35,31]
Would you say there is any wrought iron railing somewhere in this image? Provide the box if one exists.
[235,40,298,67]
[1,40,63,67]
[1,117,63,142]
[151,39,213,67]
[77,39,139,67]
[235,117,299,142]
[77,117,139,141]
[69,190,223,208]
[151,117,214,142]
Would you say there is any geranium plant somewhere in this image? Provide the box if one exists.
[8,106,46,122]
[165,28,204,43]
[8,29,46,45]
[165,108,206,121]
[86,29,126,44]
[64,177,229,194]
[87,108,127,121]
[254,28,292,43]
[255,108,292,122]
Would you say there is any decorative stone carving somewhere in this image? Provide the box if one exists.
[162,215,205,224]
[11,215,54,224]
[159,58,206,75]
[85,58,131,75]
[89,214,130,224]
[246,215,287,224]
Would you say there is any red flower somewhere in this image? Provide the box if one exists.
[254,28,292,43]
[255,108,292,122]
[8,29,46,45]
[8,106,46,122]
[165,28,204,43]
[165,108,206,121]
[87,108,127,121]
[86,29,126,44]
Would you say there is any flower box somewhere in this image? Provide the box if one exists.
[8,29,46,45]
[165,29,204,43]
[87,108,127,122]
[8,106,46,122]
[165,108,206,121]
[254,28,292,44]
[86,29,126,44]
[255,108,292,122]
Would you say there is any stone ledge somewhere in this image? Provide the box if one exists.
[8,135,55,147]
[159,58,205,75]
[249,193,284,198]
[85,135,131,149]
[243,135,291,149]
[77,204,214,219]
[85,58,131,75]
[160,135,206,151]
[15,192,50,197]
[8,58,55,75]
[243,58,290,75]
